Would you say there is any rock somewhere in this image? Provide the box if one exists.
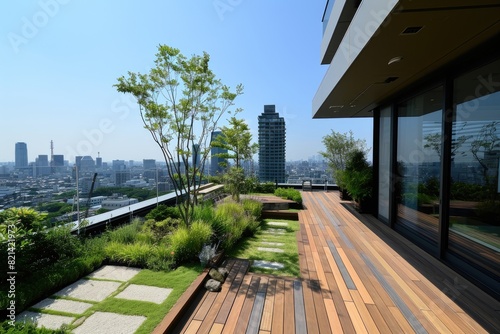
[205,279,222,292]
[209,268,225,283]
[218,267,229,279]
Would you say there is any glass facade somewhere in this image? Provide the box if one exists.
[378,106,391,222]
[396,86,443,252]
[449,59,500,279]
[374,56,500,297]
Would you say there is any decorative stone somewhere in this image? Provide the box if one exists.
[218,267,229,279]
[209,268,225,283]
[205,279,222,292]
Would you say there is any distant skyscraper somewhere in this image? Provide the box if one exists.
[192,144,200,169]
[36,154,50,176]
[15,142,28,168]
[258,105,286,183]
[210,131,227,176]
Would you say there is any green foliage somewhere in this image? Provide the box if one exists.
[115,44,243,227]
[450,182,488,201]
[274,188,302,204]
[145,204,180,221]
[212,200,261,250]
[169,221,212,263]
[1,321,70,333]
[242,199,263,219]
[343,150,373,203]
[192,203,215,222]
[254,182,276,194]
[106,219,143,244]
[211,117,258,169]
[223,166,246,202]
[320,130,367,181]
[105,241,154,267]
[143,217,180,243]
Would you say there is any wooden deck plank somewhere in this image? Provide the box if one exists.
[208,323,224,334]
[271,279,285,334]
[184,320,202,334]
[283,279,295,334]
[214,260,249,324]
[233,275,261,334]
[259,278,276,332]
[221,274,253,334]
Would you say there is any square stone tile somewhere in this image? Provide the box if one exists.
[257,247,285,253]
[253,260,285,270]
[87,265,141,281]
[17,311,74,330]
[115,284,172,304]
[32,298,93,314]
[54,279,121,302]
[72,312,146,334]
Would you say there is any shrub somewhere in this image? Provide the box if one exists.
[145,205,180,221]
[255,182,276,194]
[274,188,302,204]
[192,203,215,222]
[143,217,180,243]
[169,221,212,264]
[242,199,263,218]
[105,241,153,267]
[106,219,143,244]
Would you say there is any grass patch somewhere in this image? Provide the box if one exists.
[89,264,203,334]
[227,219,300,277]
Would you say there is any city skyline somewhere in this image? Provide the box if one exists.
[0,1,373,164]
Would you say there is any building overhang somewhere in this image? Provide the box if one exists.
[313,0,500,119]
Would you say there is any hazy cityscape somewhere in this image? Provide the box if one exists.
[0,106,334,216]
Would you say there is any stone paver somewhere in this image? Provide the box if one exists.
[262,228,285,234]
[252,260,285,270]
[257,247,285,253]
[259,241,285,247]
[72,312,146,334]
[87,265,141,282]
[115,284,172,304]
[17,311,74,330]
[32,298,93,314]
[54,279,121,302]
[267,222,289,227]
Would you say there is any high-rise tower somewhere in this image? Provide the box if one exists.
[15,142,28,168]
[258,105,286,183]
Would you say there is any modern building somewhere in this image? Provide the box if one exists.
[15,142,28,168]
[192,144,200,169]
[210,131,227,176]
[258,105,286,183]
[36,155,50,177]
[314,0,500,299]
[101,194,138,210]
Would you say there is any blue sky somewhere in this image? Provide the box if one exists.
[0,0,373,163]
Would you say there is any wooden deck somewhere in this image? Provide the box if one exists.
[170,191,500,333]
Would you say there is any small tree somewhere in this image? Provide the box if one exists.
[211,117,258,201]
[320,130,367,192]
[211,117,258,169]
[115,45,243,226]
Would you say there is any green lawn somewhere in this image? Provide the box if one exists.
[228,219,300,277]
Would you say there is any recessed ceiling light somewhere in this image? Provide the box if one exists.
[401,26,423,35]
[388,56,403,65]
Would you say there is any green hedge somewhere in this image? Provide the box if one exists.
[274,188,302,204]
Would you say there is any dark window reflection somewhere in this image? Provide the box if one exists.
[450,59,500,278]
[396,86,443,251]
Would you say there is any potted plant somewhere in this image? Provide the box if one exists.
[343,150,373,213]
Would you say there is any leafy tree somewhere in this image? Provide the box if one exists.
[211,117,258,169]
[211,117,258,201]
[115,44,242,226]
[471,121,500,185]
[223,167,246,202]
[320,130,367,189]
